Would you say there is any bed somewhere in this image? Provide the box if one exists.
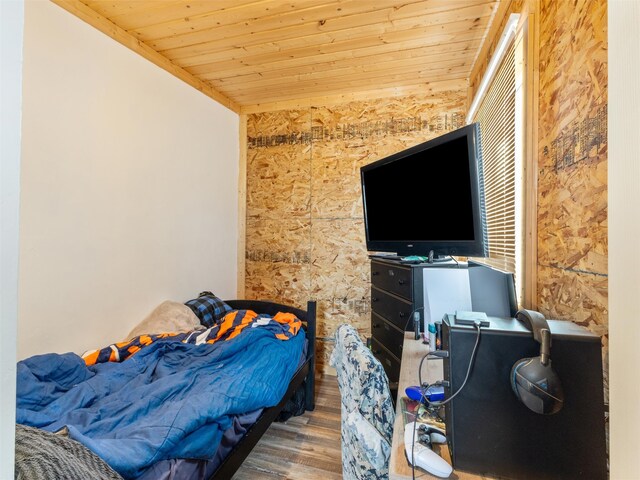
[15,297,316,480]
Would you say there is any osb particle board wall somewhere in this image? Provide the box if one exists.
[537,0,608,394]
[245,93,466,371]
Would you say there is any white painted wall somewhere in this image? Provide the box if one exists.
[1,1,24,476]
[18,1,239,360]
[609,1,640,478]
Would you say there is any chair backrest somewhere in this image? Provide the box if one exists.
[329,324,395,480]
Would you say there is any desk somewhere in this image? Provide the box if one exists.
[389,333,491,480]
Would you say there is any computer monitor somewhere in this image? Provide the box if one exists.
[467,260,518,317]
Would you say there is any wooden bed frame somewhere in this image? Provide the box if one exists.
[208,299,317,479]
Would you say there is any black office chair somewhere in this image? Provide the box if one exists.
[329,324,395,480]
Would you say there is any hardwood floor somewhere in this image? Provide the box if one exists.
[232,373,343,479]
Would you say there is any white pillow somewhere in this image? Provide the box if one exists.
[124,300,202,341]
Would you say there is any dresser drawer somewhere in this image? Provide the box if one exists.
[371,261,413,300]
[371,337,401,385]
[371,286,413,331]
[371,313,405,359]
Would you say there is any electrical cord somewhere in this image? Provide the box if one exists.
[409,322,482,478]
[421,322,482,407]
[411,415,418,480]
[410,352,445,479]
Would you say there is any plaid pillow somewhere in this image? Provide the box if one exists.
[185,291,233,327]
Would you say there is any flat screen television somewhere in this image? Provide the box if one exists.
[360,122,487,259]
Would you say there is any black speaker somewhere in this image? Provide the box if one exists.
[441,314,607,480]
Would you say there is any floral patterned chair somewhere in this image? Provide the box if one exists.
[330,324,395,480]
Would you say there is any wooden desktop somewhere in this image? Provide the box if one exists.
[389,332,493,480]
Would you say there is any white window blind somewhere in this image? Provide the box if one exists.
[472,38,518,274]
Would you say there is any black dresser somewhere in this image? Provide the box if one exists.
[369,257,425,401]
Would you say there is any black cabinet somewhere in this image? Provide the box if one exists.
[369,258,425,401]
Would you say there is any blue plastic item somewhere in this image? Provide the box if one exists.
[405,384,445,402]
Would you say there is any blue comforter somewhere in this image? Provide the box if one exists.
[16,321,305,479]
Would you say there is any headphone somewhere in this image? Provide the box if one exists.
[510,309,564,415]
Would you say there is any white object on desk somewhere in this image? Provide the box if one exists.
[404,422,453,478]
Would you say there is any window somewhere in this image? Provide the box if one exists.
[467,14,527,304]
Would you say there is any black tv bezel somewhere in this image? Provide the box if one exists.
[360,123,487,258]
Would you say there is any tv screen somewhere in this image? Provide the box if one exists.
[360,123,487,258]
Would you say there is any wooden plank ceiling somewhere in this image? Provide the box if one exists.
[54,0,500,112]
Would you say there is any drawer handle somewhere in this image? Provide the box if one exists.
[372,297,379,302]
[398,279,406,285]
[372,271,380,276]
[385,359,392,367]
[372,323,380,328]
[384,323,390,331]
[372,349,381,355]
[399,312,405,318]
